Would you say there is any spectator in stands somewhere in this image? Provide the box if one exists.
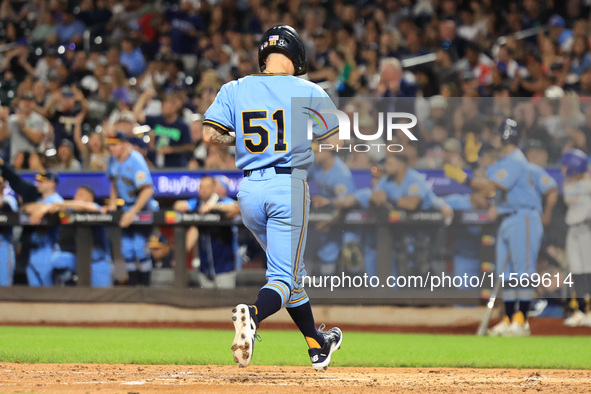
[549,15,573,53]
[569,36,591,76]
[53,10,86,45]
[119,36,146,77]
[42,86,88,153]
[166,0,203,72]
[0,91,49,168]
[133,89,192,168]
[53,139,81,170]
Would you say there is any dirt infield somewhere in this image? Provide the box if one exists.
[0,363,589,393]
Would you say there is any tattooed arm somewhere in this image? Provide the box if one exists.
[202,124,236,146]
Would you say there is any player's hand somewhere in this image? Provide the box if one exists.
[370,190,387,207]
[119,211,136,228]
[443,163,468,184]
[464,132,482,164]
[311,195,330,209]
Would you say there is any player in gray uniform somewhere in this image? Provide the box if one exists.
[559,149,591,327]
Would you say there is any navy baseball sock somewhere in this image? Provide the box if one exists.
[253,288,282,323]
[577,298,587,313]
[504,301,516,320]
[287,302,325,349]
[518,300,531,320]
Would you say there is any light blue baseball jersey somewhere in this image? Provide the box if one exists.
[308,156,356,199]
[38,191,63,243]
[108,150,157,212]
[353,188,372,209]
[203,74,339,170]
[486,149,538,214]
[374,168,432,210]
[529,162,557,214]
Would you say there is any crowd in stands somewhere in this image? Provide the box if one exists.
[0,0,589,172]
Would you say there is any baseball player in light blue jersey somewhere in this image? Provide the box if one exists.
[47,186,112,287]
[308,146,360,274]
[106,132,157,286]
[0,176,17,286]
[559,149,591,327]
[22,171,63,286]
[202,25,342,370]
[446,118,542,336]
[370,153,434,277]
[174,176,240,289]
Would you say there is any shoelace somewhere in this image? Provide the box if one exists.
[255,333,262,342]
[318,323,326,333]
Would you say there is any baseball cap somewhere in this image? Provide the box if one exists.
[106,131,129,145]
[20,91,35,101]
[61,87,75,98]
[549,15,565,28]
[149,234,169,249]
[36,170,59,184]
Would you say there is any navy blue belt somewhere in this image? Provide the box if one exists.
[243,167,292,177]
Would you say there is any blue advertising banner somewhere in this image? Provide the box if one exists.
[15,168,563,199]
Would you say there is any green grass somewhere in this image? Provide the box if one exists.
[0,326,589,369]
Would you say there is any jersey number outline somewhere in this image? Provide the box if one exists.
[242,109,287,153]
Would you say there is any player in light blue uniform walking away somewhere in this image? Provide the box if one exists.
[446,118,542,336]
[0,176,17,286]
[106,132,157,286]
[202,25,342,370]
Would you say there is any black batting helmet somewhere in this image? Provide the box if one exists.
[498,117,521,146]
[258,25,308,76]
